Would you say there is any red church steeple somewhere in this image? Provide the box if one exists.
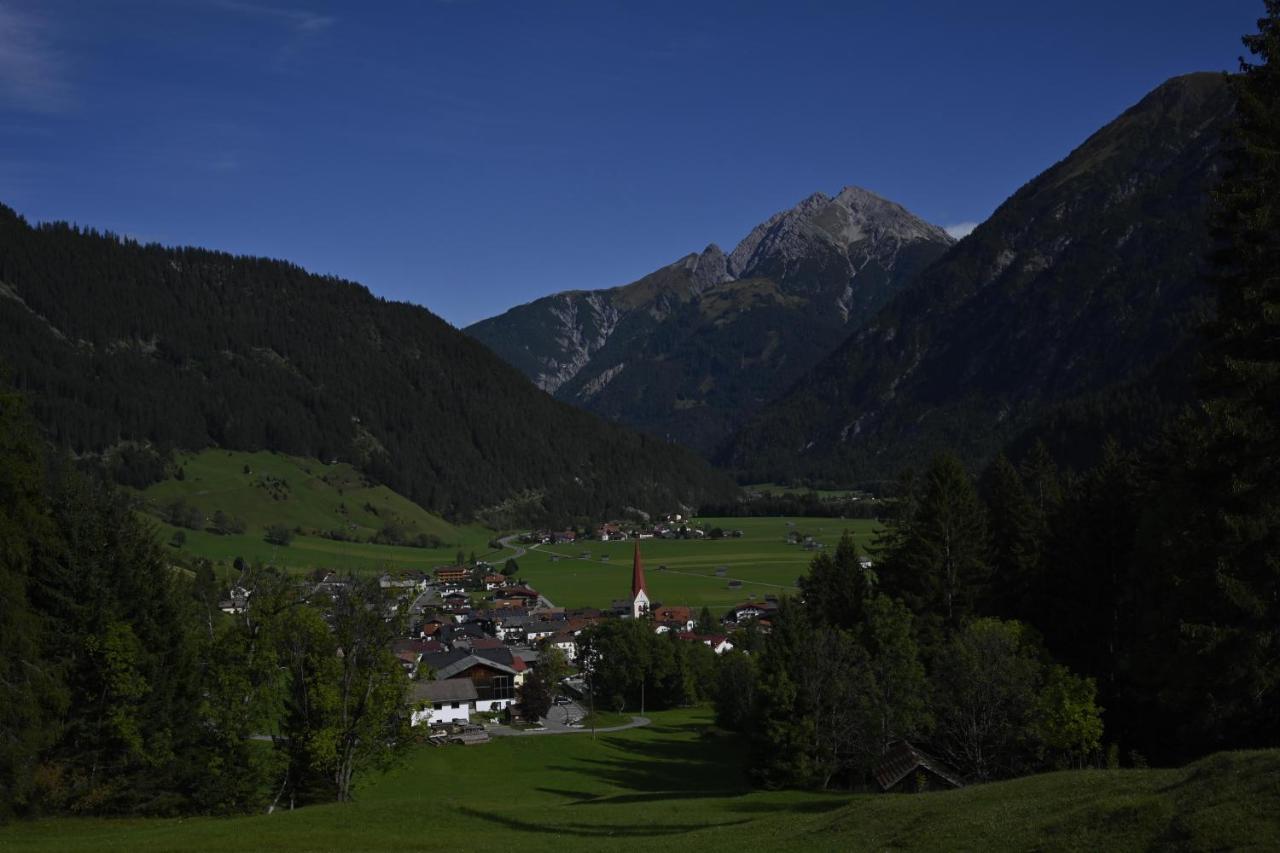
[631,539,647,598]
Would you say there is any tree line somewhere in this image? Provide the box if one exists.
[0,205,736,525]
[715,6,1280,786]
[0,391,408,819]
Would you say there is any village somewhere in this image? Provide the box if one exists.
[221,516,780,745]
[388,535,763,740]
[206,511,975,793]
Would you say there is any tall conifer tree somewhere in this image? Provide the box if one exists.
[1179,1,1280,747]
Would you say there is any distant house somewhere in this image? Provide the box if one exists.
[874,742,964,793]
[546,616,597,662]
[379,570,429,592]
[219,586,251,615]
[390,638,441,675]
[524,623,556,643]
[433,565,469,584]
[308,569,348,597]
[492,585,539,609]
[652,605,695,634]
[723,601,778,626]
[675,632,733,655]
[409,679,478,727]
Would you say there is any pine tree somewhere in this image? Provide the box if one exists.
[880,453,988,643]
[981,454,1041,620]
[1174,2,1280,748]
[0,392,67,817]
[799,532,872,631]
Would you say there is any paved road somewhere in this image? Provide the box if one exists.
[495,533,528,561]
[482,534,560,607]
[486,701,650,737]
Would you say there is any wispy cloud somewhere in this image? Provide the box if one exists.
[0,3,72,113]
[209,0,335,34]
[945,221,979,240]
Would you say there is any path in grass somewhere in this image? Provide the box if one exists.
[489,715,650,737]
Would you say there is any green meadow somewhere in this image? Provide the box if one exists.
[516,517,878,610]
[135,451,882,610]
[5,707,1277,852]
[136,449,501,575]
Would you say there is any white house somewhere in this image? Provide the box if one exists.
[409,679,478,727]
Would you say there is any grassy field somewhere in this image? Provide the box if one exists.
[744,483,871,499]
[136,449,501,574]
[141,455,873,610]
[5,707,1277,852]
[517,517,877,610]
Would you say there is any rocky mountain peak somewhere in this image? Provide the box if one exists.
[726,185,953,280]
[689,243,731,291]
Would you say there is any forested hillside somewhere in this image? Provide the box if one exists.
[725,73,1235,484]
[0,209,735,522]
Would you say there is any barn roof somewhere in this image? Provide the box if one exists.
[874,741,964,791]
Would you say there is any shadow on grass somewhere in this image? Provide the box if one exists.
[537,787,744,806]
[724,798,849,815]
[525,722,752,801]
[458,806,752,838]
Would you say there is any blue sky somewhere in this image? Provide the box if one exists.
[0,1,1263,326]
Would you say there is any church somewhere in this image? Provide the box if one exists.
[630,539,649,619]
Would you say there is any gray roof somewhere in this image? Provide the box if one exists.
[409,679,478,704]
[435,653,518,680]
[874,741,964,790]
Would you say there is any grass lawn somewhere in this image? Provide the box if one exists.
[516,517,878,610]
[5,708,1277,852]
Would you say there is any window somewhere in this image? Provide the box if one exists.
[451,702,460,709]
[491,676,513,700]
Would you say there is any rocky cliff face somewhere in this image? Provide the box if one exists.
[723,73,1235,484]
[467,188,953,454]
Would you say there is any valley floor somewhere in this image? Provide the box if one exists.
[5,708,1278,852]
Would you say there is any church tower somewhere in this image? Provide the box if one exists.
[631,539,650,619]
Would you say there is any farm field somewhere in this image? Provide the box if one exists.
[5,707,1277,852]
[135,449,502,575]
[743,482,870,499]
[137,453,878,609]
[517,517,878,610]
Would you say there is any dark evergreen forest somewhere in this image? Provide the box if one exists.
[0,208,736,523]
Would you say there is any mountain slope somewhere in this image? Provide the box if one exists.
[467,187,953,454]
[725,72,1234,483]
[0,209,737,521]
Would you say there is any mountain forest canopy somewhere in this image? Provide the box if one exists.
[0,207,735,523]
[724,72,1236,485]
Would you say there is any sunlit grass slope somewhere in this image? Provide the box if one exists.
[136,449,499,574]
[5,708,1278,852]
